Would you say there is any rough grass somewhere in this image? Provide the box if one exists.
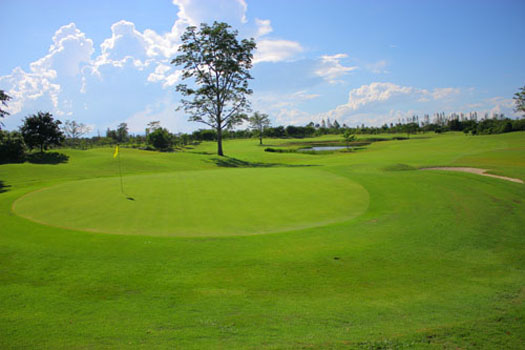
[0,132,524,349]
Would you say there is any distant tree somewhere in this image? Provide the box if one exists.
[403,122,419,138]
[106,128,118,141]
[0,90,11,129]
[146,121,161,137]
[249,112,271,145]
[343,129,356,148]
[172,22,256,156]
[333,119,340,129]
[62,120,91,139]
[513,85,525,117]
[147,127,172,150]
[20,112,64,153]
[116,123,129,143]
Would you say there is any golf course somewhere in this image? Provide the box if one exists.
[1,132,524,349]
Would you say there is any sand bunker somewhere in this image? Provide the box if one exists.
[421,167,523,184]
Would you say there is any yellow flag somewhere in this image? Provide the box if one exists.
[113,145,119,158]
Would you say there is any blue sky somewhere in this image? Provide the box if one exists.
[1,0,524,134]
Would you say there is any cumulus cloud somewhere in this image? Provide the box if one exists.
[255,18,272,37]
[315,54,358,83]
[147,64,182,88]
[0,22,95,116]
[172,0,248,27]
[342,82,414,111]
[253,39,303,63]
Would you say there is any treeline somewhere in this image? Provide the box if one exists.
[348,112,525,135]
[3,110,525,164]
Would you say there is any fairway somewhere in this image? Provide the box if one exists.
[13,168,369,236]
[1,133,524,349]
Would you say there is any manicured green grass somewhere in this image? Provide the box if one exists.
[13,168,368,236]
[0,132,524,349]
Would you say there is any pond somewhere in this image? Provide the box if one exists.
[298,146,350,152]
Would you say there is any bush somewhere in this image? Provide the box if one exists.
[0,130,26,163]
[147,128,172,150]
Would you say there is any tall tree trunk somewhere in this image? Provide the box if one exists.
[217,127,224,156]
[40,143,44,153]
[259,135,262,145]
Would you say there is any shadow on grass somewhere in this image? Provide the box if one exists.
[189,151,215,155]
[207,156,318,168]
[383,163,417,171]
[0,180,11,194]
[26,152,69,165]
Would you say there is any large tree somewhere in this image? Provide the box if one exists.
[172,22,256,156]
[514,85,525,117]
[249,112,271,145]
[20,112,64,153]
[0,90,11,129]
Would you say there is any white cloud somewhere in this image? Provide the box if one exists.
[147,64,182,88]
[31,23,95,77]
[0,22,94,116]
[255,18,272,37]
[315,54,358,83]
[431,87,461,100]
[172,0,248,27]
[253,39,303,63]
[345,82,414,110]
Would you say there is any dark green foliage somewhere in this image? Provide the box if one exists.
[25,151,69,164]
[106,123,129,143]
[343,130,356,143]
[20,111,64,152]
[0,90,11,128]
[264,147,296,153]
[192,129,217,141]
[147,127,172,150]
[0,130,26,163]
[264,125,286,138]
[285,125,316,138]
[172,22,256,156]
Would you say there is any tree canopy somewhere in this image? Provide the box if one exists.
[513,85,525,116]
[20,112,64,152]
[0,90,11,129]
[172,21,256,156]
[249,112,271,145]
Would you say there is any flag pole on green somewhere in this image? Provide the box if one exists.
[114,144,124,194]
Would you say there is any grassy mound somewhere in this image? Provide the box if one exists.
[13,168,368,236]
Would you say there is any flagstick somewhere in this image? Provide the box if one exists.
[117,144,124,195]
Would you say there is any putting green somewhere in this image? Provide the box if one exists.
[13,168,369,237]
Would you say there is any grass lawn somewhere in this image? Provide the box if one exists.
[0,132,524,349]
